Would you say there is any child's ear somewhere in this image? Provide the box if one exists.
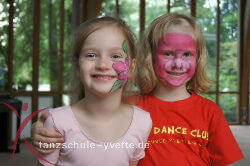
[128,59,136,78]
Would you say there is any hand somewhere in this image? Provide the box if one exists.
[31,112,64,154]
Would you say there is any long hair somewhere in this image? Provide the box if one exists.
[136,13,211,95]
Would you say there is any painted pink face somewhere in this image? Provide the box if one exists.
[154,33,197,87]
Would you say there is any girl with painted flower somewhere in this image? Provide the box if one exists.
[36,16,152,166]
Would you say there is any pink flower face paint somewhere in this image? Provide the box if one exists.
[154,33,197,87]
[110,41,129,92]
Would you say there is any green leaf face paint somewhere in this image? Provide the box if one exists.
[123,40,128,56]
[110,40,130,92]
[110,79,124,92]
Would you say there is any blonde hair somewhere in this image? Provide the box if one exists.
[69,16,137,104]
[136,13,211,95]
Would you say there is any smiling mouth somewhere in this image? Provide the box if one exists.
[167,72,186,76]
[92,74,116,80]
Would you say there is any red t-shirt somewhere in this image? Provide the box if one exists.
[130,93,243,166]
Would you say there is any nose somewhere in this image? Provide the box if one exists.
[171,57,183,70]
[96,57,110,70]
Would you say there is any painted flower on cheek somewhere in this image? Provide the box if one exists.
[110,41,130,92]
[113,57,129,83]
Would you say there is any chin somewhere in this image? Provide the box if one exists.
[166,77,191,88]
[162,80,186,88]
[168,83,185,88]
[94,90,111,96]
[94,88,122,97]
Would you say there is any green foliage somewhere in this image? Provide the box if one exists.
[219,41,238,91]
[39,0,61,90]
[63,0,73,91]
[0,1,9,90]
[120,0,140,38]
[219,94,237,122]
[2,0,73,91]
[220,0,238,43]
[196,0,217,91]
[196,0,239,122]
[219,0,238,93]
[100,0,116,17]
[145,0,167,30]
[13,0,34,90]
[170,0,190,15]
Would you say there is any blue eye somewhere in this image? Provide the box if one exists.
[164,52,173,57]
[112,54,123,60]
[86,53,96,58]
[183,52,191,57]
[113,55,120,58]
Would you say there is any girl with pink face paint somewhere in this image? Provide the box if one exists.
[135,13,243,166]
[154,33,198,88]
[34,17,152,166]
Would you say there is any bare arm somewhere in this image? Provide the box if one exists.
[32,112,64,154]
[129,160,139,166]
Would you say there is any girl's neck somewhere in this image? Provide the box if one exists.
[153,82,191,102]
[75,90,123,119]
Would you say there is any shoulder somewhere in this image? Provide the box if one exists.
[133,106,151,120]
[47,106,75,134]
[194,94,226,125]
[195,94,222,112]
[48,106,74,122]
[132,106,152,132]
[128,95,155,109]
[49,106,71,116]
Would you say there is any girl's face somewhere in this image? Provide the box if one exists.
[78,26,130,96]
[154,32,197,88]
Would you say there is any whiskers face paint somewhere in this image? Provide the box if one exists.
[154,33,197,87]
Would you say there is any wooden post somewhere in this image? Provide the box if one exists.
[32,0,40,123]
[59,0,65,106]
[140,0,145,39]
[191,0,196,17]
[215,0,220,105]
[239,0,250,124]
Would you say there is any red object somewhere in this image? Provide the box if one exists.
[129,94,244,166]
[22,103,28,111]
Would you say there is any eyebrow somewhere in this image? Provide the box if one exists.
[82,47,124,52]
[158,48,197,54]
[81,48,96,52]
[159,47,196,51]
